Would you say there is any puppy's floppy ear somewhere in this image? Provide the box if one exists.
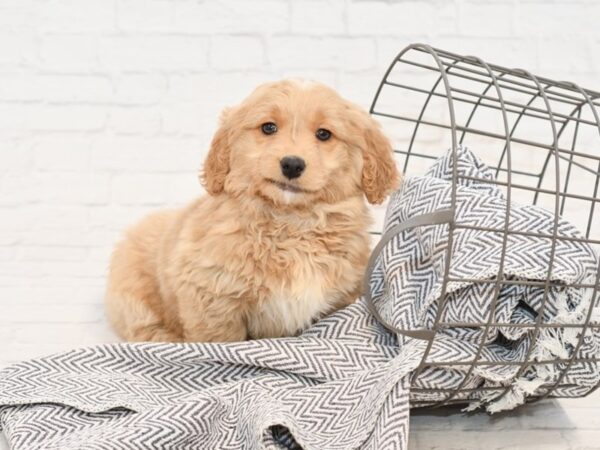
[357,111,401,204]
[201,107,234,195]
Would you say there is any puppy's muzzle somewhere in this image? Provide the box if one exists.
[280,156,305,179]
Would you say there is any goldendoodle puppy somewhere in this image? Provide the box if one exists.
[105,79,400,342]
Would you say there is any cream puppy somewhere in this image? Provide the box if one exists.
[105,79,400,342]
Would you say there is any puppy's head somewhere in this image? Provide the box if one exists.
[201,79,400,208]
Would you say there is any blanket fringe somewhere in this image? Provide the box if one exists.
[465,282,597,414]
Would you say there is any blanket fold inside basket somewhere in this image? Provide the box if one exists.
[369,146,600,411]
[1,147,598,449]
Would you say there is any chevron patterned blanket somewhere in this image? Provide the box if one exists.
[370,147,600,412]
[0,147,598,449]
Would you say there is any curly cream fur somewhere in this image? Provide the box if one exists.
[105,79,400,343]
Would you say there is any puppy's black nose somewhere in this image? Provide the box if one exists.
[280,156,305,179]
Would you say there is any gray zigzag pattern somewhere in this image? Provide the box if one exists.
[0,302,424,449]
[0,147,598,448]
[372,146,599,408]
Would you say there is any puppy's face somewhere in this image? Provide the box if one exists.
[202,80,400,209]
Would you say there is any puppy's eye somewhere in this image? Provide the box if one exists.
[261,122,277,135]
[316,128,332,141]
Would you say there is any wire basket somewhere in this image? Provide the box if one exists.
[369,43,600,408]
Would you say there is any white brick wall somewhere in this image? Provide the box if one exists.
[1,1,600,447]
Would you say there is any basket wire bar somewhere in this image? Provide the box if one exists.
[540,82,600,399]
[559,108,582,216]
[407,47,600,106]
[485,66,561,407]
[457,175,600,207]
[395,57,595,108]
[434,54,514,407]
[397,44,458,386]
[368,43,600,408]
[373,110,600,164]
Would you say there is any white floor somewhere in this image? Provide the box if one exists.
[409,394,600,449]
